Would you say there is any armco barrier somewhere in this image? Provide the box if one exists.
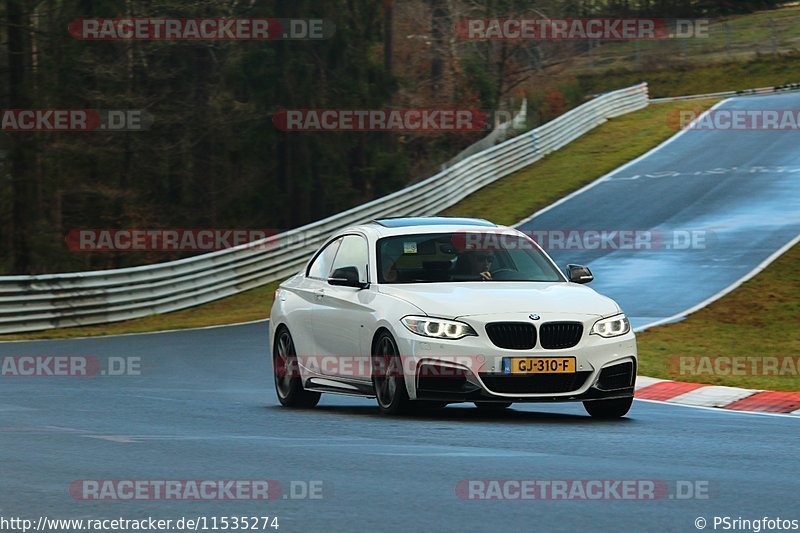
[0,83,648,334]
[649,82,800,102]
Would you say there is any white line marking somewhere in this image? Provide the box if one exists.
[0,404,38,412]
[513,99,731,228]
[84,435,141,443]
[635,232,800,332]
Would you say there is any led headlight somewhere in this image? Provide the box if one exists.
[591,314,630,338]
[401,316,477,340]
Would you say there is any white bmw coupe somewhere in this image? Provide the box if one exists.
[269,217,637,418]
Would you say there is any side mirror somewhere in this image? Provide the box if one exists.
[567,264,594,284]
[328,266,368,289]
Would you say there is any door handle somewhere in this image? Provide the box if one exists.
[314,289,325,300]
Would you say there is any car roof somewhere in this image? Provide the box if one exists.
[372,216,497,228]
[339,217,514,240]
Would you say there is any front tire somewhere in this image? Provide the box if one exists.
[583,397,633,419]
[372,331,411,415]
[273,327,320,408]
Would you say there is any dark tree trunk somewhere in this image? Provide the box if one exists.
[7,0,33,273]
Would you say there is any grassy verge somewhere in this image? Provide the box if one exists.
[577,53,800,98]
[520,6,800,116]
[636,242,800,392]
[532,6,800,92]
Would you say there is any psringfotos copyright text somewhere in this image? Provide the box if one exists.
[695,517,799,531]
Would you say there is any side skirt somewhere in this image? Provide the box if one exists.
[305,377,375,398]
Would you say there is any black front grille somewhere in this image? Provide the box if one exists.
[539,322,583,349]
[597,362,635,390]
[485,322,536,350]
[479,371,591,394]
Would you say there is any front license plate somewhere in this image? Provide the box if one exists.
[503,357,576,374]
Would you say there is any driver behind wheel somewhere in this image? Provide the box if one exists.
[455,249,494,280]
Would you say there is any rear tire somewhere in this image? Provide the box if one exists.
[583,397,633,419]
[372,331,411,415]
[273,327,320,408]
[475,402,512,411]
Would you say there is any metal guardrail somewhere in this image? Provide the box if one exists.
[442,99,528,168]
[649,82,800,102]
[0,83,649,334]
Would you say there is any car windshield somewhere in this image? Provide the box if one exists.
[377,232,564,284]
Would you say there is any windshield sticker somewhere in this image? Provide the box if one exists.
[404,242,418,254]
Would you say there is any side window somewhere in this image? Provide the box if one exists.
[330,235,369,283]
[307,238,342,279]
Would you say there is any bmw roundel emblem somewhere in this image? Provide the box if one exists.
[529,313,540,320]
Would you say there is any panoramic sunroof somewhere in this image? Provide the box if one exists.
[374,217,497,228]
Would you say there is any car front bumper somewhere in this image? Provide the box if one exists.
[393,318,637,403]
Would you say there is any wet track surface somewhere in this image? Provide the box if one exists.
[519,93,800,328]
[1,322,798,532]
[3,93,800,532]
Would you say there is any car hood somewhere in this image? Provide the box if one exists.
[377,282,621,319]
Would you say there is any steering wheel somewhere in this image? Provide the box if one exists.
[489,268,517,280]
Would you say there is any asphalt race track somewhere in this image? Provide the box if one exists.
[1,322,799,532]
[2,93,800,532]
[519,92,800,329]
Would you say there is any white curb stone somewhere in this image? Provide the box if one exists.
[634,376,668,391]
[665,385,760,408]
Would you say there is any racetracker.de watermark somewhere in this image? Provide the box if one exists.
[277,355,487,379]
[68,480,328,501]
[456,479,712,500]
[455,18,709,40]
[272,109,496,132]
[451,229,713,252]
[668,108,800,131]
[0,109,152,132]
[68,18,334,40]
[669,356,800,377]
[65,229,321,252]
[1,356,141,377]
